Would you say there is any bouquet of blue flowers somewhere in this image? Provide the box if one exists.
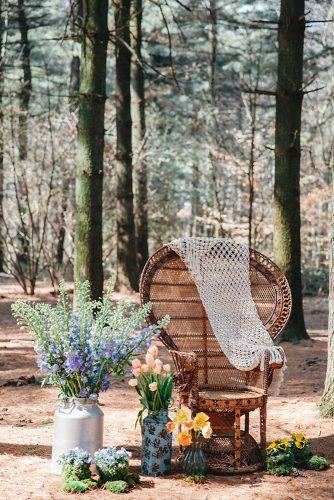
[12,280,168,400]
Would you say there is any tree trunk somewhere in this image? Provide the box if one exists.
[274,0,308,340]
[209,0,217,106]
[131,0,149,274]
[56,55,81,273]
[74,0,108,300]
[320,170,334,417]
[0,0,6,272]
[69,55,80,111]
[114,0,138,291]
[17,0,31,161]
[190,163,200,236]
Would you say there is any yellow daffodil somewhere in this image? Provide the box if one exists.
[173,408,191,425]
[193,412,210,431]
[202,423,213,439]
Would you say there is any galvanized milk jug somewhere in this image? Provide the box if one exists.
[51,397,104,474]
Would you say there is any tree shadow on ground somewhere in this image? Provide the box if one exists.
[0,442,52,457]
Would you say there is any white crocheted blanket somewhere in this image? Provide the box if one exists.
[167,238,286,395]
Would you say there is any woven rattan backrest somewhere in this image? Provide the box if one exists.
[140,246,291,390]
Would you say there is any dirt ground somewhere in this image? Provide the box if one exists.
[0,277,333,499]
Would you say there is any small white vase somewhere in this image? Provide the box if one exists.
[51,397,104,474]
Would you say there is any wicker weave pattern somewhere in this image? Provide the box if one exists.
[140,245,292,473]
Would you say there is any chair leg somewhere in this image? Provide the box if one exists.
[234,409,241,468]
[245,412,249,434]
[260,401,267,456]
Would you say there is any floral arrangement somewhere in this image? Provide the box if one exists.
[128,345,173,424]
[166,408,213,446]
[11,281,169,400]
[58,446,139,494]
[266,433,330,476]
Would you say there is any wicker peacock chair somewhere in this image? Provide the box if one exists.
[140,244,292,474]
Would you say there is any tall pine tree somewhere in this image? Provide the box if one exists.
[74,0,108,300]
[114,0,138,290]
[274,0,308,340]
[131,0,149,274]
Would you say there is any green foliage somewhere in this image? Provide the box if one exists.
[103,480,129,494]
[266,462,293,476]
[266,450,295,476]
[307,455,330,471]
[61,464,91,483]
[302,267,329,297]
[63,480,89,493]
[185,474,207,484]
[62,478,97,493]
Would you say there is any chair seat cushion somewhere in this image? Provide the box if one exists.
[197,389,264,411]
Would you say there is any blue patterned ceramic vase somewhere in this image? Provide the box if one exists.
[141,409,172,476]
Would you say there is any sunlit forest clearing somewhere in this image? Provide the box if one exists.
[0,0,334,498]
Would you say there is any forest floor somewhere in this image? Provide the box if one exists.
[0,277,333,500]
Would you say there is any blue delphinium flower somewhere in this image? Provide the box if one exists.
[11,280,170,399]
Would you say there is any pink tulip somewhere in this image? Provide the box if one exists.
[148,345,159,357]
[128,378,138,387]
[154,359,163,367]
[141,364,149,373]
[149,382,158,391]
[132,368,141,377]
[132,358,142,369]
[154,365,162,375]
[145,353,155,368]
[163,364,171,373]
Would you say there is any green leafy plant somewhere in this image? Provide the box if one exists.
[185,474,207,484]
[103,480,129,494]
[266,438,294,476]
[290,433,312,467]
[307,455,330,471]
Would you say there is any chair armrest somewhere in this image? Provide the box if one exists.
[263,349,284,393]
[169,350,199,404]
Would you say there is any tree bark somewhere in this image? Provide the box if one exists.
[209,0,217,106]
[274,0,308,340]
[74,0,108,300]
[17,0,31,161]
[320,170,334,417]
[114,0,138,291]
[0,0,6,272]
[131,0,149,274]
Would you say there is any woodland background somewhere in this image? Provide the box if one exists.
[0,0,333,357]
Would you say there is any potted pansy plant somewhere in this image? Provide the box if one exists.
[128,345,173,476]
[11,280,169,473]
